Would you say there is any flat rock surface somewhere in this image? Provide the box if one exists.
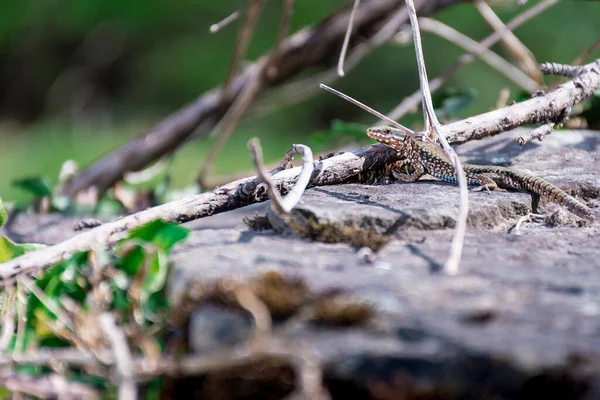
[3,129,600,399]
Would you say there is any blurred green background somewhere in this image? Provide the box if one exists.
[0,0,598,201]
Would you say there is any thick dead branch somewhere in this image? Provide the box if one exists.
[443,58,600,144]
[61,0,464,197]
[1,58,599,284]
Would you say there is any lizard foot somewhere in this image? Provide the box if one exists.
[471,185,507,194]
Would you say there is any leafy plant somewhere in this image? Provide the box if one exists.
[7,219,189,397]
[0,197,45,263]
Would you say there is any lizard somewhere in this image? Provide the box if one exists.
[366,126,595,221]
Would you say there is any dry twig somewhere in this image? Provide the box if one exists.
[99,313,136,400]
[418,17,538,92]
[338,0,361,77]
[473,0,543,85]
[384,0,558,122]
[517,122,554,145]
[249,139,314,215]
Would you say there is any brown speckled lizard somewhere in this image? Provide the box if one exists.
[367,126,594,221]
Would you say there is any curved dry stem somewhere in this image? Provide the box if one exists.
[248,139,314,215]
[405,0,467,275]
[338,0,361,77]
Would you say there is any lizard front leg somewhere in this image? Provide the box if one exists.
[469,174,507,193]
[390,160,426,183]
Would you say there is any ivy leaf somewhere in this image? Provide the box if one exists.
[12,177,53,198]
[0,237,45,263]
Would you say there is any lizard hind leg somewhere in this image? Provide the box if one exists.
[470,175,507,193]
[391,160,426,183]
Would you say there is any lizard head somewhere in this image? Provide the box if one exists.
[366,126,409,147]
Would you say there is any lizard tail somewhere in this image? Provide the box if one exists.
[509,173,594,220]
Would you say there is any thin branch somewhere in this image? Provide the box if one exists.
[18,276,77,334]
[0,286,16,352]
[267,0,295,78]
[234,286,272,349]
[517,122,554,145]
[0,374,100,400]
[99,313,136,400]
[198,65,265,183]
[198,0,294,184]
[405,0,468,275]
[338,0,361,77]
[418,17,538,92]
[385,0,558,122]
[320,84,418,138]
[210,10,241,33]
[572,35,600,66]
[223,0,266,94]
[474,0,543,85]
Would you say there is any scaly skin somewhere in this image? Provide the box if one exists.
[366,126,594,221]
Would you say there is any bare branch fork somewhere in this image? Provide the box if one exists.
[1,58,599,285]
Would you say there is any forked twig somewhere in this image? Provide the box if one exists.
[572,35,600,66]
[404,0,468,274]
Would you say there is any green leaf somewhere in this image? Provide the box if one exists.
[118,220,188,277]
[0,237,45,263]
[12,177,53,198]
[0,197,7,228]
[127,219,189,252]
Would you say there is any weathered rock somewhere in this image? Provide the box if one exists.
[3,129,600,399]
